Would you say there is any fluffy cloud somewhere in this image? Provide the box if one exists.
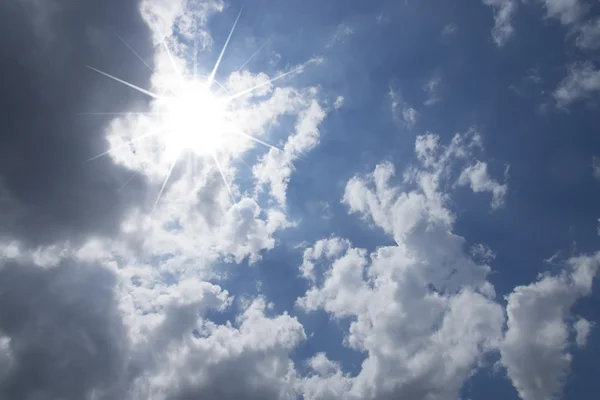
[130,297,305,400]
[500,252,600,400]
[1,1,599,400]
[0,1,328,399]
[298,131,507,399]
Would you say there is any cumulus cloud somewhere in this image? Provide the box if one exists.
[298,131,508,399]
[0,0,329,399]
[131,297,305,400]
[500,252,600,400]
[554,62,600,107]
[1,1,599,400]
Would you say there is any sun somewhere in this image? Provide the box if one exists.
[157,76,232,159]
[85,9,303,209]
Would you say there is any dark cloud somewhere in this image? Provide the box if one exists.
[0,261,130,400]
[0,0,154,246]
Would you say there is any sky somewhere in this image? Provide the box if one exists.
[0,0,600,399]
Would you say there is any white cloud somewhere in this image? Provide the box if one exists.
[554,62,600,107]
[253,96,327,206]
[593,156,600,180]
[329,23,354,47]
[537,0,587,25]
[131,296,305,399]
[482,0,518,46]
[389,87,419,129]
[471,243,497,263]
[500,252,600,400]
[442,23,458,36]
[0,5,330,399]
[457,161,508,209]
[298,131,508,399]
[3,2,600,400]
[576,17,600,49]
[423,75,442,106]
[574,317,593,347]
[140,0,223,49]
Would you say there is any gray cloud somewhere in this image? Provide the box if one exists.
[0,261,130,400]
[0,0,154,247]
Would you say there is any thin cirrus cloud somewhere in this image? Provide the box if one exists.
[0,1,599,400]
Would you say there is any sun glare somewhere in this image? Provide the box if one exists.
[86,8,302,209]
[158,77,231,158]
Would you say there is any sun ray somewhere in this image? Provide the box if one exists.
[78,112,167,116]
[225,66,303,102]
[118,171,138,192]
[236,39,271,72]
[114,32,154,72]
[211,151,237,207]
[155,24,181,77]
[87,66,161,99]
[153,152,181,211]
[229,129,281,152]
[207,7,243,89]
[235,154,253,171]
[86,131,159,162]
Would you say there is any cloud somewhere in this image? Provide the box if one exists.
[299,131,507,399]
[554,62,600,107]
[593,156,600,180]
[1,2,599,400]
[389,87,418,129]
[0,0,153,247]
[253,94,327,207]
[537,0,588,25]
[423,75,442,106]
[574,318,593,347]
[442,23,458,36]
[131,297,305,400]
[576,17,600,50]
[457,161,508,209]
[0,1,329,399]
[328,23,354,47]
[482,0,518,46]
[500,252,600,400]
[0,260,131,399]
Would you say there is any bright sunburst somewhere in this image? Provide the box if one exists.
[86,10,301,210]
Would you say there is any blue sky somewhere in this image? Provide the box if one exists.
[0,0,599,399]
